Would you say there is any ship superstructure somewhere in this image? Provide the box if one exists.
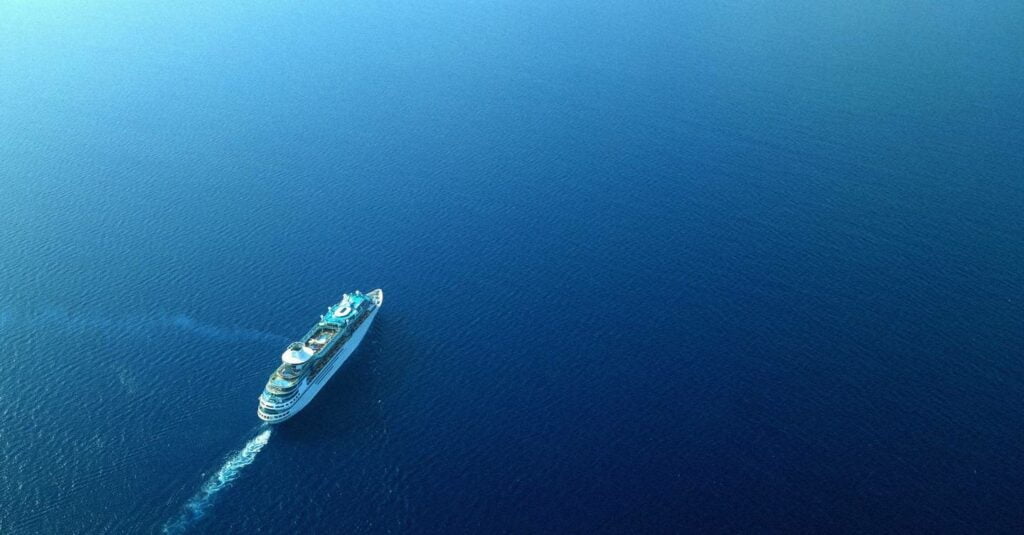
[257,289,383,423]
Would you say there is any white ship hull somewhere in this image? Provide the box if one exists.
[278,305,379,422]
[258,290,382,423]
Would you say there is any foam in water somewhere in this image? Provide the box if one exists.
[163,428,273,534]
[166,313,289,344]
[0,306,288,345]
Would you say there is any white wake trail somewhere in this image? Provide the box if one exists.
[163,428,273,534]
[0,306,289,345]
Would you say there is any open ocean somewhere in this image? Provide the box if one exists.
[1,1,1022,533]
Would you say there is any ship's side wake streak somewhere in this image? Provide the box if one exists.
[162,427,272,534]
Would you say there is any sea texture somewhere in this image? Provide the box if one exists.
[1,1,1022,533]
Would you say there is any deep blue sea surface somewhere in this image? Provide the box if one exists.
[1,2,1022,533]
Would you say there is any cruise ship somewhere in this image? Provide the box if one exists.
[257,289,383,423]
